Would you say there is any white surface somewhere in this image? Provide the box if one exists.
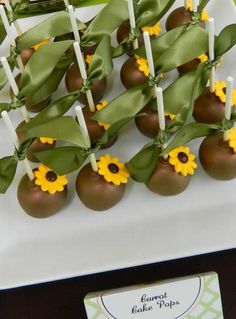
[0,0,236,290]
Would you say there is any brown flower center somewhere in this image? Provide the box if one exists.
[223,87,227,94]
[178,152,189,163]
[46,171,58,182]
[108,163,119,174]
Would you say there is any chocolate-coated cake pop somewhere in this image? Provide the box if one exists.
[17,167,68,218]
[120,56,148,89]
[146,158,191,195]
[76,162,126,211]
[199,132,236,180]
[65,63,107,104]
[166,6,192,31]
[193,87,226,123]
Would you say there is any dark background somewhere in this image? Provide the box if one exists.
[0,248,235,319]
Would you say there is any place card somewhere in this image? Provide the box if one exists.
[84,272,223,319]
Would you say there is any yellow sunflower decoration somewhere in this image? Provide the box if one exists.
[168,146,197,176]
[32,39,50,51]
[228,127,236,153]
[165,112,176,120]
[187,0,209,21]
[85,54,93,65]
[215,81,236,106]
[141,22,161,37]
[198,53,208,63]
[34,165,68,195]
[39,137,56,144]
[136,57,150,77]
[96,100,110,130]
[97,154,130,186]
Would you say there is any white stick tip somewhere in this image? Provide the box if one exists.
[0,56,6,64]
[227,76,234,84]
[208,17,214,23]
[73,41,79,49]
[75,105,82,112]
[68,4,73,11]
[1,110,8,118]
[156,87,163,94]
[143,31,149,37]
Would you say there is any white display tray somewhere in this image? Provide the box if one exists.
[0,0,236,290]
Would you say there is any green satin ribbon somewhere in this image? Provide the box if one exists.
[87,34,113,80]
[197,0,210,12]
[92,84,153,125]
[136,0,176,28]
[126,142,161,183]
[17,11,86,51]
[0,15,6,45]
[81,0,129,47]
[34,146,89,175]
[0,156,18,193]
[18,40,73,98]
[215,24,236,57]
[162,123,220,156]
[156,26,208,72]
[24,116,87,148]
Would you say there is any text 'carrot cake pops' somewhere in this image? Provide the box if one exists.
[75,105,129,211]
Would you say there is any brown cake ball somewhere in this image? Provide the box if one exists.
[16,121,56,162]
[199,132,236,180]
[10,74,50,113]
[20,48,35,65]
[65,63,107,104]
[116,20,144,55]
[17,166,68,218]
[81,104,117,149]
[76,155,129,211]
[135,105,175,138]
[193,87,226,123]
[146,146,197,195]
[120,56,148,89]
[166,6,192,31]
[177,58,200,76]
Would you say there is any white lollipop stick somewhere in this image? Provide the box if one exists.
[143,31,155,78]
[224,76,234,141]
[155,87,165,131]
[75,105,98,172]
[184,0,189,10]
[1,111,34,181]
[1,57,30,123]
[208,18,215,93]
[0,5,24,73]
[4,0,23,35]
[0,5,15,46]
[127,0,138,50]
[73,41,95,112]
[193,0,197,12]
[64,0,70,7]
[67,5,80,43]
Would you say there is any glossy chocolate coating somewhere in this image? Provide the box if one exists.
[81,105,117,149]
[199,133,236,180]
[17,174,68,218]
[193,87,225,123]
[20,48,35,65]
[146,158,191,195]
[135,105,159,138]
[76,163,125,211]
[120,56,148,89]
[177,58,200,76]
[11,74,50,113]
[135,105,173,138]
[65,63,107,104]
[16,121,56,162]
[166,6,192,31]
[116,20,144,55]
